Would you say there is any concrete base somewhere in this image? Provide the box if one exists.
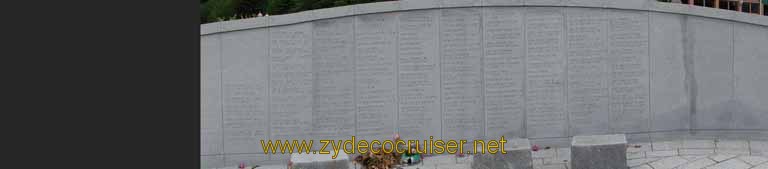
[471,138,532,169]
[571,134,628,169]
[290,150,349,169]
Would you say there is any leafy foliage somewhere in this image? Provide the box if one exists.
[202,0,395,23]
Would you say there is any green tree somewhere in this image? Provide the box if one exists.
[203,0,239,22]
[267,0,295,15]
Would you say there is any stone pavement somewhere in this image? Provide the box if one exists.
[245,138,768,169]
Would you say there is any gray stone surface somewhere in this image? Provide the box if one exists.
[471,138,532,169]
[524,7,567,138]
[482,6,525,138]
[397,9,441,140]
[482,0,522,6]
[222,28,269,156]
[649,12,689,132]
[354,13,397,142]
[565,7,610,136]
[201,35,222,131]
[202,155,225,169]
[290,151,349,169]
[400,0,439,10]
[441,7,484,141]
[201,35,223,157]
[442,0,481,7]
[311,17,356,148]
[525,0,564,6]
[687,16,734,130]
[268,23,313,147]
[571,134,627,169]
[733,23,768,130]
[607,9,650,134]
[200,2,768,167]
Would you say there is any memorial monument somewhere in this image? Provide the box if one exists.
[201,0,768,168]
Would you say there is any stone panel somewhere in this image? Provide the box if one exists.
[442,0,482,7]
[687,16,734,130]
[608,10,650,133]
[649,12,689,132]
[400,0,440,10]
[201,155,224,169]
[312,17,356,144]
[733,23,768,130]
[482,0,522,6]
[566,0,606,7]
[525,7,567,138]
[201,35,223,157]
[201,35,222,130]
[483,7,525,138]
[525,0,564,6]
[566,7,609,135]
[355,13,398,141]
[201,128,223,155]
[440,8,484,141]
[398,10,441,140]
[269,23,314,144]
[222,29,269,155]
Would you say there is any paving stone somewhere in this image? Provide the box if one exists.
[680,149,715,156]
[631,164,653,169]
[628,152,646,159]
[533,148,555,159]
[456,156,472,164]
[255,164,291,169]
[628,142,652,153]
[705,158,751,169]
[708,154,738,162]
[683,140,715,149]
[751,141,768,156]
[628,157,663,167]
[675,158,716,169]
[555,147,570,162]
[716,149,750,155]
[538,164,566,169]
[290,150,349,169]
[680,155,709,161]
[649,156,689,169]
[737,155,768,166]
[753,162,768,169]
[422,155,457,166]
[647,150,679,157]
[654,140,684,151]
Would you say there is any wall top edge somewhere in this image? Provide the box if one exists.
[200,1,768,35]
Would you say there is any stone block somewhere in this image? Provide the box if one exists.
[290,150,349,169]
[354,1,400,15]
[482,0,522,6]
[570,134,627,169]
[471,138,532,169]
[648,156,687,169]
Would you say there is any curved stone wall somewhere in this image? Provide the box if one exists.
[200,0,768,167]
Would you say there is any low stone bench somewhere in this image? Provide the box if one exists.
[290,150,349,169]
[471,138,532,169]
[571,134,627,169]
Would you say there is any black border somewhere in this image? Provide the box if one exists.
[4,1,199,168]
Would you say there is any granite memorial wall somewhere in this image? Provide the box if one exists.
[200,0,768,167]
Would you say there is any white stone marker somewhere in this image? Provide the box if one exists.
[570,134,627,169]
[290,150,349,169]
[471,138,532,169]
